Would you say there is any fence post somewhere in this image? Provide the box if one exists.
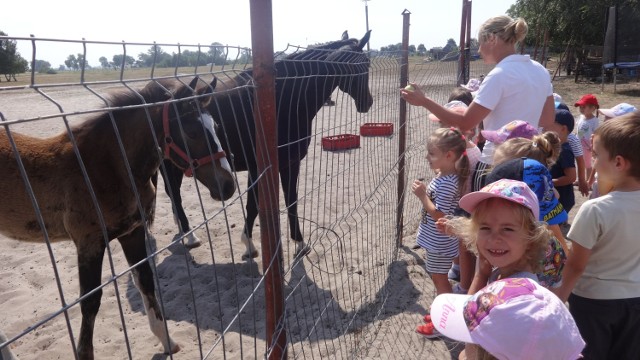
[397,9,411,247]
[248,1,286,358]
[458,0,468,85]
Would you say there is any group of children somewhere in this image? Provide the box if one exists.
[410,87,640,359]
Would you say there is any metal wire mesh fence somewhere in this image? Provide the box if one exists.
[0,33,494,360]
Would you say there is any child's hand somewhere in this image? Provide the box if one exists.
[578,179,590,197]
[411,179,427,198]
[435,216,454,235]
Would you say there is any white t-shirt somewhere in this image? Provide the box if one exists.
[576,115,599,150]
[474,54,553,164]
[567,190,640,299]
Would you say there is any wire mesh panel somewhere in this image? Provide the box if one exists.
[1,33,493,360]
[0,36,263,360]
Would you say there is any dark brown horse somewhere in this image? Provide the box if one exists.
[161,31,373,259]
[0,77,235,359]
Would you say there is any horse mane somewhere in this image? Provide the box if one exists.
[74,80,174,135]
[285,38,359,60]
[104,81,173,109]
[222,37,361,86]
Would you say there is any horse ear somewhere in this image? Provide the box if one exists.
[341,30,349,40]
[201,77,217,96]
[188,76,200,91]
[357,30,372,50]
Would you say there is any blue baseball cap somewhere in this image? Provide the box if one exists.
[486,158,568,225]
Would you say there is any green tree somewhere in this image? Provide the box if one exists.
[417,44,427,56]
[208,42,227,65]
[137,45,172,67]
[111,54,135,69]
[380,43,402,52]
[34,59,51,73]
[0,31,29,81]
[442,38,458,53]
[237,48,252,65]
[76,54,88,69]
[99,56,110,69]
[507,0,639,48]
[65,54,78,70]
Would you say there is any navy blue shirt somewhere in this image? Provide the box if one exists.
[550,142,576,213]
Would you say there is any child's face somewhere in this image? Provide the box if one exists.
[475,200,530,274]
[426,143,450,171]
[464,127,477,144]
[592,135,616,184]
[579,104,597,117]
[548,122,569,141]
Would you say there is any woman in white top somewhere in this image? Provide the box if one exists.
[402,15,555,191]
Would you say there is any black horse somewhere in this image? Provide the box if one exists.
[161,31,373,259]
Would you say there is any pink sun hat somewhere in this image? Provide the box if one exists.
[428,100,468,122]
[461,78,482,92]
[430,277,585,360]
[459,178,540,219]
[480,120,539,145]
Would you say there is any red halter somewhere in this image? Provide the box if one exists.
[162,103,226,177]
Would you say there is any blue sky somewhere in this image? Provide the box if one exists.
[3,0,516,67]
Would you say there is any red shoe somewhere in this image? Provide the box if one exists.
[416,321,440,339]
[423,314,431,323]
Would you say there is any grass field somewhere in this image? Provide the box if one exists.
[2,65,241,88]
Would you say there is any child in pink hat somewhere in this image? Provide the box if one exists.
[427,179,554,345]
[431,277,585,360]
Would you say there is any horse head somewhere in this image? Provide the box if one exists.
[160,77,236,201]
[325,30,374,113]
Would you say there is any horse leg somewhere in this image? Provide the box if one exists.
[161,160,201,249]
[118,227,179,354]
[241,172,259,260]
[75,241,106,360]
[280,162,310,257]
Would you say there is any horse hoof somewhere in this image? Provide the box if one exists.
[184,239,202,249]
[174,232,202,249]
[165,342,181,354]
[241,250,259,261]
[294,245,311,258]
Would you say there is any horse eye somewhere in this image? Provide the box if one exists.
[183,124,200,139]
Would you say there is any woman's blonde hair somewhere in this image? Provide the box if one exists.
[492,131,562,168]
[429,127,471,193]
[447,198,550,273]
[479,15,528,45]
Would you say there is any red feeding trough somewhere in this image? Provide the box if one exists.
[321,134,360,151]
[360,122,394,136]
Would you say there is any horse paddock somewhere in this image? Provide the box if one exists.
[0,39,489,358]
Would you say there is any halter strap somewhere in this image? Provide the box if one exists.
[162,103,226,177]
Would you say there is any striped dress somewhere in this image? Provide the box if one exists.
[416,174,460,257]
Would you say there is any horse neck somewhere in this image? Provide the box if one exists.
[80,106,164,180]
[277,60,339,112]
